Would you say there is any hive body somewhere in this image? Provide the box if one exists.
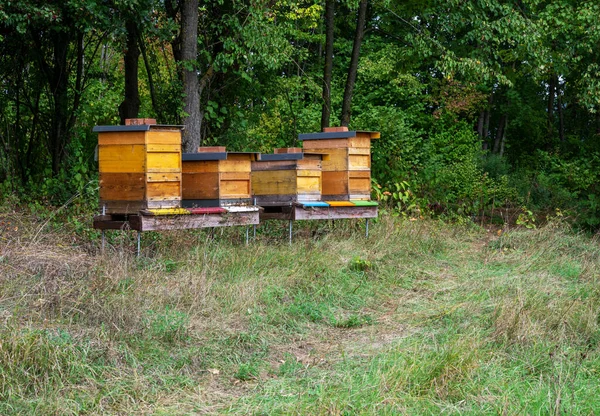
[251,149,323,205]
[95,125,183,214]
[299,130,379,200]
[182,148,257,207]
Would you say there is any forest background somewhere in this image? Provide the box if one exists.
[1,0,599,229]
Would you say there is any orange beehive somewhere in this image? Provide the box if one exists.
[182,147,258,207]
[94,122,183,214]
[299,127,379,200]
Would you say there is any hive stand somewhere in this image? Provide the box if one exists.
[251,147,378,243]
[93,124,259,255]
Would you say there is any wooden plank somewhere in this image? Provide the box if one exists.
[147,144,180,153]
[251,170,296,195]
[349,170,370,179]
[99,145,145,173]
[219,158,251,173]
[100,200,146,214]
[348,137,372,148]
[146,199,181,209]
[182,160,218,173]
[146,181,181,199]
[348,154,371,170]
[297,176,321,194]
[146,130,181,144]
[348,147,371,155]
[220,179,251,199]
[349,178,371,194]
[293,205,378,220]
[297,169,321,177]
[100,173,145,200]
[182,172,219,199]
[146,152,181,172]
[326,201,355,207]
[274,147,302,153]
[147,173,181,182]
[126,118,156,125]
[220,172,250,180]
[318,148,349,171]
[297,158,322,170]
[321,171,348,196]
[93,219,132,230]
[349,194,371,200]
[140,211,259,230]
[98,132,146,145]
[198,146,226,152]
[301,138,349,149]
[251,161,298,171]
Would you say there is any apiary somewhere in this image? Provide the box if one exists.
[299,127,379,200]
[182,147,258,207]
[94,121,183,214]
[251,148,323,206]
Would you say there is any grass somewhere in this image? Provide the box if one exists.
[1,207,600,414]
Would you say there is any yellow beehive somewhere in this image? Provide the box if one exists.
[299,127,379,200]
[94,123,182,214]
[182,147,257,207]
[251,148,323,205]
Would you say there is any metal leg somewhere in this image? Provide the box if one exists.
[253,224,256,240]
[101,230,105,253]
[246,227,249,245]
[366,219,370,238]
[289,220,293,245]
[136,231,141,257]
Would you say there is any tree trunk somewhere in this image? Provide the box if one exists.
[119,20,141,124]
[499,116,508,157]
[493,114,507,154]
[321,0,334,130]
[340,0,368,127]
[49,32,70,176]
[181,0,200,153]
[547,73,556,141]
[558,88,565,142]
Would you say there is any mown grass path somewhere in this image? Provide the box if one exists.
[1,214,599,414]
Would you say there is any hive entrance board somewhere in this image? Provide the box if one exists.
[95,124,183,214]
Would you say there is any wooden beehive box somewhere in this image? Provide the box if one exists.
[182,147,258,207]
[299,127,379,200]
[94,123,183,214]
[251,148,323,205]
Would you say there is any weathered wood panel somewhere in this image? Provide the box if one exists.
[251,170,297,195]
[146,152,181,172]
[98,145,145,173]
[146,173,181,182]
[182,160,219,173]
[98,132,146,145]
[140,211,259,230]
[182,172,219,199]
[293,205,378,220]
[146,131,181,144]
[147,144,180,153]
[220,179,251,199]
[146,181,181,200]
[322,171,349,196]
[100,173,145,201]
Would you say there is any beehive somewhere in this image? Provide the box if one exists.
[251,148,323,205]
[94,123,183,214]
[182,147,257,207]
[299,127,379,200]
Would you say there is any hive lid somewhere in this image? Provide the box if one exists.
[257,153,304,161]
[93,124,183,132]
[298,130,380,140]
[182,152,227,161]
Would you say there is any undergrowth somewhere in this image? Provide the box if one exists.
[1,209,599,414]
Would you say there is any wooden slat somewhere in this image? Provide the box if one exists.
[251,160,297,171]
[348,154,371,170]
[100,172,145,201]
[348,137,372,147]
[293,205,377,220]
[318,148,349,171]
[146,199,181,209]
[349,170,371,179]
[98,132,146,145]
[140,211,259,230]
[297,170,321,177]
[251,170,296,195]
[274,147,302,153]
[146,152,181,172]
[219,158,251,173]
[301,139,349,149]
[348,147,370,155]
[147,173,180,182]
[99,145,145,173]
[182,172,219,199]
[297,176,321,194]
[220,172,250,180]
[220,179,251,199]
[182,160,219,173]
[100,200,146,214]
[147,144,180,153]
[321,171,348,196]
[146,130,181,144]
[146,181,181,199]
[198,146,226,152]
